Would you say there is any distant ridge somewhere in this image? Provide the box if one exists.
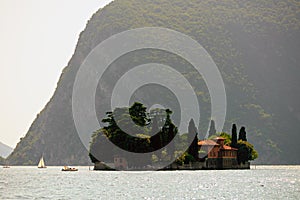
[0,142,13,158]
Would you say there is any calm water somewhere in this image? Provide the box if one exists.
[0,165,299,199]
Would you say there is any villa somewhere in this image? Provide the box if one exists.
[198,137,247,169]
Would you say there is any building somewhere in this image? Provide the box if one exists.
[113,155,128,170]
[198,137,242,169]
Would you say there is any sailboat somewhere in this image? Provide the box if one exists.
[37,156,46,168]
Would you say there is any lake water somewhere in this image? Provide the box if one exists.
[0,165,299,199]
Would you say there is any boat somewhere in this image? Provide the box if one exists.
[62,166,78,171]
[3,161,10,168]
[37,156,47,168]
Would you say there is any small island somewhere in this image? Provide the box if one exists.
[89,102,258,170]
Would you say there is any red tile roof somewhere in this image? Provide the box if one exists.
[222,145,238,151]
[213,137,225,141]
[198,140,219,146]
[198,139,238,150]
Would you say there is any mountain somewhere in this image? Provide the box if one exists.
[0,142,13,158]
[0,156,4,165]
[7,0,300,165]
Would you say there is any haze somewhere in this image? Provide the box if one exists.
[0,0,113,148]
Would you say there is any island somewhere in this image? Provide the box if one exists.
[89,102,257,170]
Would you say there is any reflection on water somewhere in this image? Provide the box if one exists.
[0,166,299,199]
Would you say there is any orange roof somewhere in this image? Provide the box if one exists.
[222,145,238,151]
[213,137,225,141]
[198,140,219,146]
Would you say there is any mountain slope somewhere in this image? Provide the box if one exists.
[0,142,13,158]
[7,0,300,165]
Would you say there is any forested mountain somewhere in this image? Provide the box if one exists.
[7,0,300,165]
[0,156,4,165]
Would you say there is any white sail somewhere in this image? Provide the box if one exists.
[38,157,46,168]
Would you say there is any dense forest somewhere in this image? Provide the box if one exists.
[7,0,300,165]
[89,102,258,167]
[90,102,178,166]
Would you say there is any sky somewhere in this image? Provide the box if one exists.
[0,0,113,148]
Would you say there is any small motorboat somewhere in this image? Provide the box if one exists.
[62,166,78,171]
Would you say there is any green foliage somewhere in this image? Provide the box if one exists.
[187,119,199,160]
[184,153,196,164]
[151,154,159,163]
[89,130,111,163]
[129,102,150,126]
[89,102,178,165]
[238,127,247,141]
[208,132,231,145]
[174,151,185,165]
[231,124,237,147]
[161,149,171,162]
[175,152,195,165]
[219,132,231,145]
[236,140,258,164]
[208,133,220,140]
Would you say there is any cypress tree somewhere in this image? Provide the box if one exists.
[238,126,247,141]
[162,109,177,158]
[208,120,216,138]
[150,116,161,150]
[231,124,237,147]
[188,119,199,160]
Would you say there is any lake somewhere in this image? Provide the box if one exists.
[0,165,299,199]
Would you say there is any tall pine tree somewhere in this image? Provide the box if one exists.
[231,124,237,147]
[238,126,247,141]
[187,119,199,160]
[163,109,177,158]
[208,120,216,138]
[150,115,161,150]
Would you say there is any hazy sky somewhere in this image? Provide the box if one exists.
[0,0,113,147]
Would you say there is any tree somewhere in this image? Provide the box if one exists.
[129,102,149,126]
[160,109,177,158]
[231,124,237,147]
[236,140,258,164]
[238,126,247,141]
[89,129,114,163]
[219,132,231,145]
[90,102,178,166]
[187,119,199,160]
[150,115,161,150]
[208,120,216,138]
